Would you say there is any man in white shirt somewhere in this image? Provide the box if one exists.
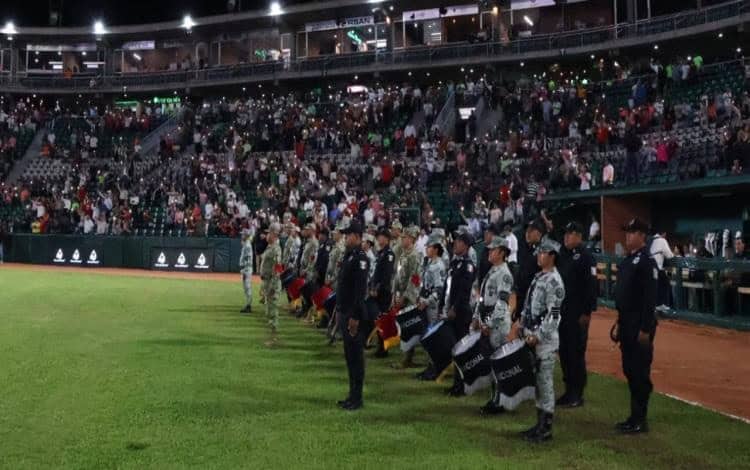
[503,223,519,264]
[650,230,675,312]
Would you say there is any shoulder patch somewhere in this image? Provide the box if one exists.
[360,260,368,270]
[591,267,597,276]
[503,274,513,284]
[555,287,565,299]
[388,254,394,262]
[653,268,658,280]
[467,264,474,273]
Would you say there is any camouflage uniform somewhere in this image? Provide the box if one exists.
[260,233,283,332]
[239,236,254,309]
[394,227,423,307]
[420,236,447,325]
[326,237,345,287]
[520,261,565,415]
[301,228,319,283]
[282,230,301,269]
[474,260,513,349]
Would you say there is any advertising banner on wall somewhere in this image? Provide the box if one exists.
[150,248,214,272]
[51,247,103,267]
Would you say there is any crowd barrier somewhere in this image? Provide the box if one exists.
[6,234,242,273]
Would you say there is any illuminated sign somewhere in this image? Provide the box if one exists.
[152,97,181,104]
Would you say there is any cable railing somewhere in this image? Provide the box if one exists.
[1,0,747,92]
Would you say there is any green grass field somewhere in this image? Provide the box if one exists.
[0,268,748,469]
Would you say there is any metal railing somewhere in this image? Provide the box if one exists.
[595,253,750,329]
[1,0,748,93]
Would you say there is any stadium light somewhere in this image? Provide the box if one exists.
[523,15,533,27]
[182,15,196,30]
[1,21,17,36]
[93,20,107,35]
[269,2,283,16]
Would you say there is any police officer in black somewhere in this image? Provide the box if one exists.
[370,230,396,311]
[516,219,545,319]
[612,218,658,433]
[315,228,332,285]
[336,220,370,411]
[556,222,598,408]
[444,231,477,397]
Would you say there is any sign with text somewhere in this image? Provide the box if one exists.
[150,248,214,272]
[51,247,103,267]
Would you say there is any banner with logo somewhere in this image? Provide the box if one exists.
[52,247,103,267]
[150,248,214,272]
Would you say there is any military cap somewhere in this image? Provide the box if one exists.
[487,236,510,251]
[564,221,584,234]
[535,238,561,255]
[404,225,420,239]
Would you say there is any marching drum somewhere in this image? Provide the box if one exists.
[490,339,536,411]
[420,320,457,375]
[395,305,427,352]
[280,268,296,289]
[452,332,493,395]
[312,285,333,310]
[287,277,306,300]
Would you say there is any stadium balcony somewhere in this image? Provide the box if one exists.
[0,0,747,94]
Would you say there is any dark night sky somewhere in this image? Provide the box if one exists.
[2,0,313,27]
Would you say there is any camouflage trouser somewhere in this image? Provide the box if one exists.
[263,280,280,332]
[535,353,556,414]
[242,269,253,306]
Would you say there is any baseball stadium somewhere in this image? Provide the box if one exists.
[1,0,749,468]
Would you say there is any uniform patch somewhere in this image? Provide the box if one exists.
[388,254,394,262]
[573,253,581,260]
[503,274,513,285]
[633,256,641,265]
[467,264,474,273]
[555,287,565,299]
[591,267,597,276]
[360,260,368,270]
[653,268,658,280]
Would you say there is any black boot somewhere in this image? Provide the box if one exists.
[521,409,543,438]
[240,305,252,314]
[479,400,505,416]
[527,412,553,443]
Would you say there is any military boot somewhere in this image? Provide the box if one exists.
[521,409,543,439]
[527,412,553,443]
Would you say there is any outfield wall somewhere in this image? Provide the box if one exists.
[6,234,242,273]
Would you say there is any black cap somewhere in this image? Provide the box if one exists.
[526,219,546,234]
[341,220,363,235]
[455,232,474,246]
[564,222,584,234]
[623,218,650,233]
[376,228,391,239]
[485,223,502,235]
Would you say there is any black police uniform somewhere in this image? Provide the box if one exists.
[557,243,597,403]
[615,245,658,427]
[516,236,540,317]
[443,252,476,394]
[315,238,332,285]
[336,245,370,408]
[370,244,395,313]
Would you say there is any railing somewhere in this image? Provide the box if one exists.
[434,90,456,138]
[595,253,750,329]
[140,115,178,156]
[1,0,747,92]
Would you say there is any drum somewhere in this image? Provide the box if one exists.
[281,268,296,289]
[452,332,493,395]
[376,305,400,350]
[396,305,427,352]
[312,285,333,310]
[287,277,306,300]
[420,320,457,375]
[490,339,536,411]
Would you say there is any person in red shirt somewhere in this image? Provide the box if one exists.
[596,123,610,152]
